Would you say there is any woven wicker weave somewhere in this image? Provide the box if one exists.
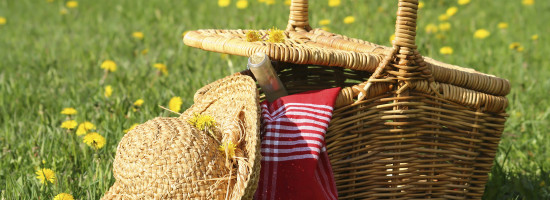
[184,0,510,199]
[103,75,261,200]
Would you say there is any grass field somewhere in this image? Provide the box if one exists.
[1,0,549,199]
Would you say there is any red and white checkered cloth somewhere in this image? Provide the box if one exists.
[254,87,340,200]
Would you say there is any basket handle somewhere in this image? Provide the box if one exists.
[286,0,312,32]
[285,0,435,101]
[286,0,428,72]
[357,0,436,101]
[393,0,420,51]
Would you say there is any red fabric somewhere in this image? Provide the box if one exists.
[254,88,340,200]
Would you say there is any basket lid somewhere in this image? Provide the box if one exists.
[183,0,510,113]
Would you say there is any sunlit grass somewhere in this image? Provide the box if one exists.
[0,0,549,199]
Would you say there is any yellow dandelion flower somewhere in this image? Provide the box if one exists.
[0,17,6,25]
[218,0,230,7]
[509,42,520,49]
[389,34,396,43]
[141,48,149,55]
[104,85,113,98]
[83,132,106,150]
[267,27,285,43]
[343,16,355,24]
[319,19,331,26]
[236,0,248,9]
[60,107,77,115]
[522,0,534,6]
[498,22,508,29]
[54,193,74,200]
[246,31,261,42]
[438,14,449,21]
[425,24,438,34]
[439,22,451,31]
[132,32,144,40]
[328,0,341,7]
[153,63,168,75]
[218,141,237,159]
[100,60,117,72]
[188,113,217,132]
[321,26,330,31]
[509,42,524,52]
[436,34,446,40]
[35,168,55,184]
[446,7,458,17]
[60,120,78,130]
[418,1,425,9]
[79,121,96,132]
[66,1,78,8]
[531,34,539,40]
[133,99,144,107]
[265,0,275,5]
[124,123,140,134]
[76,126,87,136]
[284,0,291,5]
[458,0,470,5]
[76,121,96,136]
[474,29,490,39]
[169,96,183,113]
[440,46,453,55]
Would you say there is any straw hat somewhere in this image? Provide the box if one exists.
[103,74,261,200]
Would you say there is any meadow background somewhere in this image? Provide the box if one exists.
[1,0,549,199]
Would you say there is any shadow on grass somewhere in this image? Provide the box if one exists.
[483,148,550,200]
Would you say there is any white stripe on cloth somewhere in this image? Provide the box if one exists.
[266,117,329,127]
[271,111,332,122]
[264,132,325,140]
[262,103,333,117]
[269,108,332,120]
[262,105,332,115]
[261,146,321,154]
[261,105,333,114]
[265,124,327,133]
[262,154,319,162]
[262,139,324,147]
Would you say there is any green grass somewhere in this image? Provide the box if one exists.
[1,0,549,199]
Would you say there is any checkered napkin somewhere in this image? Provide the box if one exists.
[254,87,340,200]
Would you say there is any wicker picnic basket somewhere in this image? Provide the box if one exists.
[183,0,510,199]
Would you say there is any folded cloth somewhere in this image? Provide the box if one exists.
[254,87,340,200]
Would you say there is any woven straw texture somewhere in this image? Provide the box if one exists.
[103,75,261,200]
[184,0,510,199]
